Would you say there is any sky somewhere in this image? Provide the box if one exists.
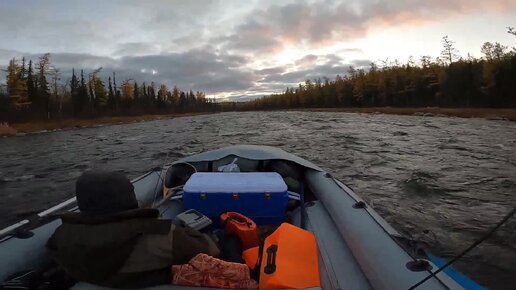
[0,0,515,100]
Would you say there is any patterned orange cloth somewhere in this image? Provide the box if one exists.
[172,253,259,289]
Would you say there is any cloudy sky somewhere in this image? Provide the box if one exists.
[1,0,515,100]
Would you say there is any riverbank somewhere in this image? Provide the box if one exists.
[0,112,212,137]
[2,107,514,137]
[295,107,516,121]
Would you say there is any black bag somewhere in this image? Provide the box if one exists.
[215,230,244,264]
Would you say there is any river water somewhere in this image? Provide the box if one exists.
[0,111,515,289]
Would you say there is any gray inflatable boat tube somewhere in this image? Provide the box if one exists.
[306,170,463,290]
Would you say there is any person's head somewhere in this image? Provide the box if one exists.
[76,170,139,215]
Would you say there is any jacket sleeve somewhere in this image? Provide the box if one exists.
[118,225,220,273]
[172,226,220,265]
[118,225,176,273]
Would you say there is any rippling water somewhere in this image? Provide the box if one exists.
[1,111,515,289]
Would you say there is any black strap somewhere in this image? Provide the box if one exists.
[258,160,265,171]
[264,245,278,274]
[250,239,265,281]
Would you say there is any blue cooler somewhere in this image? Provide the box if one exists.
[183,172,288,225]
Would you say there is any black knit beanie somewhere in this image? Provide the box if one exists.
[76,171,138,215]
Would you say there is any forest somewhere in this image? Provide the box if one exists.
[240,30,516,110]
[0,54,217,122]
[1,28,516,122]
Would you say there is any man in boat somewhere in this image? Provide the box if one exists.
[46,171,219,288]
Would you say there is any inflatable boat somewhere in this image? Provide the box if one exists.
[0,145,484,290]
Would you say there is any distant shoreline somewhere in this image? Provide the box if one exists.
[291,107,516,121]
[1,107,514,137]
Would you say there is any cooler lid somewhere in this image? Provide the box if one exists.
[184,172,288,193]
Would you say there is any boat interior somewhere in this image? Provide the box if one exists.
[0,148,465,290]
[75,156,373,290]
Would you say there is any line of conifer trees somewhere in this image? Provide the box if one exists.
[0,54,217,122]
[240,31,516,110]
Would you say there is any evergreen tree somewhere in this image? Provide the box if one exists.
[157,84,168,108]
[26,60,36,105]
[133,82,139,104]
[146,82,156,108]
[188,89,196,109]
[19,57,26,80]
[87,67,103,111]
[70,68,81,116]
[179,91,187,110]
[6,58,20,96]
[142,82,148,106]
[50,68,61,117]
[171,85,180,109]
[107,76,115,111]
[113,72,120,111]
[88,76,94,109]
[116,90,122,110]
[93,77,107,109]
[78,69,89,113]
[149,82,156,102]
[37,54,51,118]
[6,58,28,108]
[119,80,134,110]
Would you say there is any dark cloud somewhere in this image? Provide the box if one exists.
[216,2,362,54]
[295,55,318,67]
[322,54,344,65]
[36,53,117,70]
[292,53,353,70]
[261,60,371,84]
[217,33,283,55]
[0,1,129,54]
[255,67,286,76]
[0,48,256,94]
[109,49,256,93]
[351,59,372,67]
[0,0,234,55]
[171,32,207,49]
[114,43,162,57]
[217,53,249,68]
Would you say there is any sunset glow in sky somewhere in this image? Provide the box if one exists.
[1,0,515,100]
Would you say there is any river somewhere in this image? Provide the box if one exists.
[0,111,515,289]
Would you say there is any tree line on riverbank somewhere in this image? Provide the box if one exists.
[239,29,516,110]
[0,55,217,122]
